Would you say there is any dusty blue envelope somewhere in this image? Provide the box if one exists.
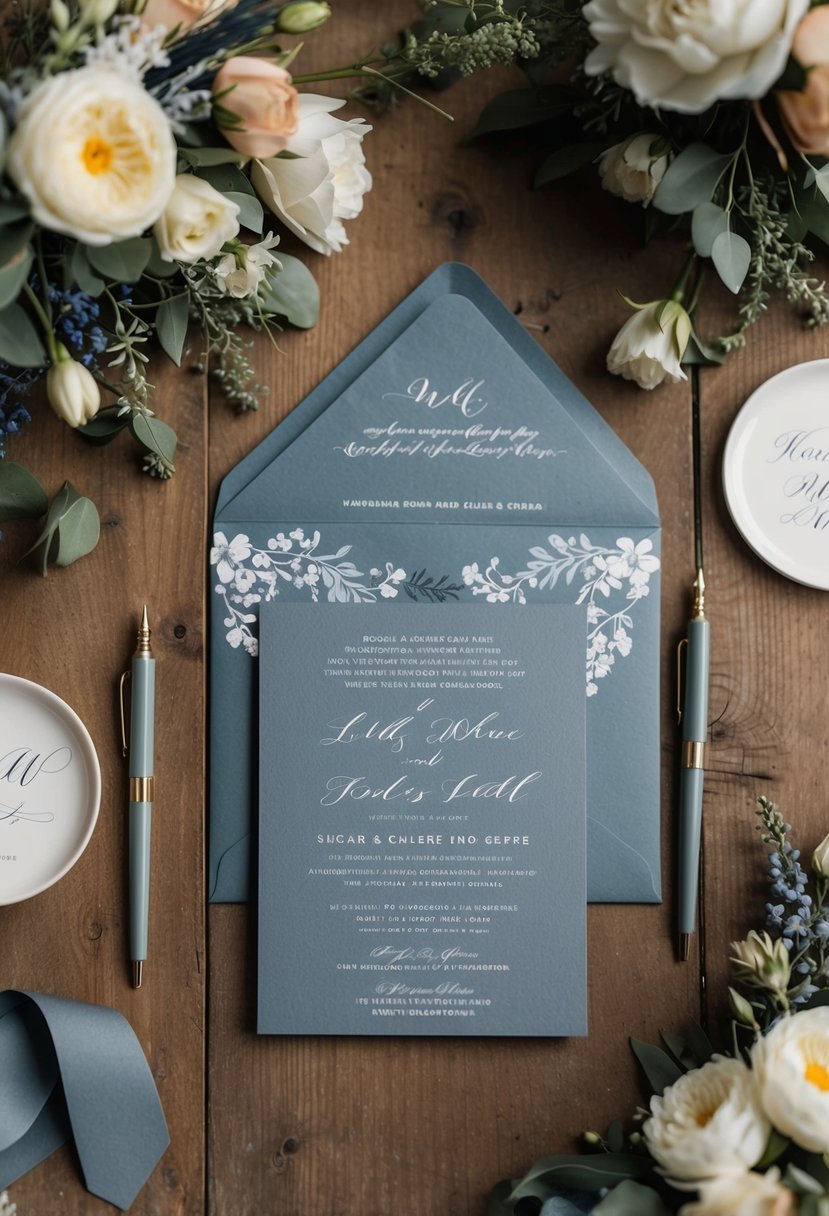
[210,264,661,905]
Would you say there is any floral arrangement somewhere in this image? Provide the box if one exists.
[0,0,379,568]
[370,0,829,392]
[490,797,829,1216]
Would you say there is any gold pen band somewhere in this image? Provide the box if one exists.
[129,775,155,802]
[681,741,705,770]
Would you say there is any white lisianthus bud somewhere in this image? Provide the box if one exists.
[154,175,240,264]
[276,2,331,33]
[215,234,280,297]
[47,346,101,428]
[813,831,829,878]
[598,134,670,206]
[606,298,691,391]
[731,929,792,996]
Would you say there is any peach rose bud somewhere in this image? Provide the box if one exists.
[778,7,829,156]
[213,57,300,160]
[141,0,237,34]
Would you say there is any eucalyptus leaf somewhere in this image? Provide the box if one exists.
[0,201,29,225]
[69,243,105,297]
[711,229,751,294]
[473,85,576,137]
[687,1021,714,1065]
[260,254,319,329]
[813,166,829,206]
[691,202,729,258]
[0,461,47,521]
[146,239,180,279]
[86,237,152,283]
[0,302,46,367]
[22,481,100,574]
[507,1153,650,1198]
[156,294,189,366]
[794,190,829,246]
[226,190,263,234]
[652,144,731,216]
[179,146,248,167]
[77,410,132,445]
[785,1164,825,1196]
[593,1181,672,1216]
[630,1038,683,1095]
[756,1129,789,1170]
[659,1030,696,1071]
[787,209,809,242]
[0,246,32,310]
[534,142,606,187]
[130,413,177,471]
[486,1179,514,1216]
[196,163,256,196]
[0,221,33,270]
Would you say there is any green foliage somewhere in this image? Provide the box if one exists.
[155,294,189,366]
[130,414,177,477]
[86,238,152,284]
[652,144,731,217]
[0,461,47,520]
[593,1181,671,1216]
[22,481,100,574]
[0,302,46,367]
[630,1038,683,1095]
[259,255,319,329]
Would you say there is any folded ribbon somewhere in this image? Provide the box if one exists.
[0,990,169,1210]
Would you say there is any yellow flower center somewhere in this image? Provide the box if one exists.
[695,1108,717,1128]
[81,136,114,176]
[804,1061,829,1091]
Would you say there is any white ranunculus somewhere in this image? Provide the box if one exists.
[753,1007,829,1153]
[599,135,670,205]
[583,0,809,115]
[606,299,690,390]
[7,66,176,246]
[679,1167,794,1216]
[215,234,279,298]
[154,175,240,264]
[644,1056,770,1188]
[47,347,101,428]
[252,95,371,255]
[731,930,792,995]
[813,831,829,879]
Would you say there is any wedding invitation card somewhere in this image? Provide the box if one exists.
[257,603,587,1037]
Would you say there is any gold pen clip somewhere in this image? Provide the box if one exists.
[119,671,130,757]
[676,637,688,725]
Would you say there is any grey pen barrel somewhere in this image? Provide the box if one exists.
[130,803,152,961]
[129,653,155,969]
[678,617,710,938]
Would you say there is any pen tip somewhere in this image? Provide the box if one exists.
[678,933,692,963]
[141,603,149,631]
[131,960,144,988]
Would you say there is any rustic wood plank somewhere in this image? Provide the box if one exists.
[207,6,701,1214]
[0,353,207,1215]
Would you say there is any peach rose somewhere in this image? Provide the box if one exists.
[213,58,300,160]
[141,0,236,35]
[778,7,829,155]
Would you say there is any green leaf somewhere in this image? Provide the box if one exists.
[86,237,152,283]
[606,1120,624,1152]
[179,146,248,167]
[682,324,726,367]
[652,144,731,216]
[794,188,829,246]
[156,294,189,366]
[146,238,181,279]
[0,201,30,225]
[195,163,256,196]
[0,302,46,368]
[0,221,34,270]
[785,1164,825,1196]
[69,243,105,297]
[813,166,829,206]
[22,481,100,575]
[687,1020,714,1065]
[534,142,606,187]
[757,1129,789,1169]
[0,461,47,520]
[711,229,751,294]
[659,1030,697,1070]
[506,1152,650,1198]
[630,1038,683,1095]
[130,413,177,472]
[260,254,319,329]
[691,201,729,257]
[593,1181,672,1216]
[226,190,263,233]
[77,410,132,445]
[0,246,32,310]
[473,85,575,137]
[486,1179,514,1216]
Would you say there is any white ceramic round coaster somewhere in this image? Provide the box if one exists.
[723,360,829,590]
[0,674,101,904]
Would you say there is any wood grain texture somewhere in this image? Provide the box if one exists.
[3,0,827,1212]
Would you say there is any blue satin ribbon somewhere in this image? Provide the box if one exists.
[0,990,169,1210]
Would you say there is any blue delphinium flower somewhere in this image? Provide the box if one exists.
[0,365,39,457]
[47,284,108,369]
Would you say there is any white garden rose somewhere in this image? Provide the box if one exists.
[583,0,809,115]
[606,299,690,391]
[598,135,669,205]
[46,347,101,428]
[679,1168,794,1216]
[644,1056,770,1188]
[215,234,280,298]
[154,175,240,264]
[753,1007,829,1153]
[252,95,371,255]
[7,66,176,246]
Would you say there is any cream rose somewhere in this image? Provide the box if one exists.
[598,135,670,205]
[753,1007,829,1153]
[213,57,300,160]
[583,0,809,115]
[141,0,236,33]
[679,1168,794,1216]
[252,95,371,255]
[7,66,176,246]
[154,175,240,264]
[644,1056,770,1188]
[606,299,690,391]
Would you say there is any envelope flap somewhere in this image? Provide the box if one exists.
[221,293,656,528]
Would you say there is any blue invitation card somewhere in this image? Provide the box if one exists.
[258,603,587,1037]
[211,266,661,908]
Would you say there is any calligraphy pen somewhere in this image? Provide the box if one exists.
[677,366,711,962]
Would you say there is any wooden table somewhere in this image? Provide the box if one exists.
[3,4,828,1212]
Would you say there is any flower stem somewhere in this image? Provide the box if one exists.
[22,282,57,361]
[671,251,698,304]
[291,65,454,121]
